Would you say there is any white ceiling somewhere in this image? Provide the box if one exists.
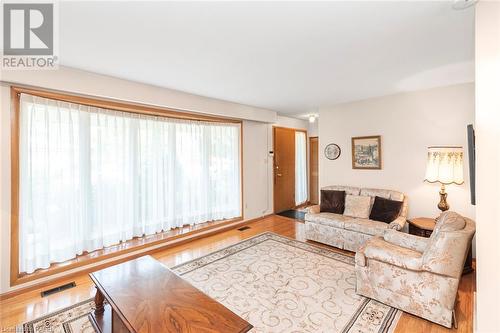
[59,1,474,117]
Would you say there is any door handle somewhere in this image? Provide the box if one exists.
[277,173,283,177]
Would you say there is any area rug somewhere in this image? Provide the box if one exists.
[18,298,97,333]
[276,209,306,221]
[19,232,401,333]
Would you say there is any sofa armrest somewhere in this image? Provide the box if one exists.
[422,231,473,278]
[388,216,406,231]
[383,229,429,253]
[355,243,368,267]
[361,236,423,271]
[305,205,320,214]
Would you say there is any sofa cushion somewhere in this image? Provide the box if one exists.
[360,188,405,201]
[305,212,354,229]
[322,185,360,196]
[344,195,371,218]
[320,190,345,214]
[344,218,390,236]
[362,236,423,271]
[360,188,392,200]
[434,211,466,232]
[369,196,403,223]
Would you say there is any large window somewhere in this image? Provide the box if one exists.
[18,93,241,274]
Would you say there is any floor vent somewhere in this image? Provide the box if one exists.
[41,282,76,297]
[237,226,251,231]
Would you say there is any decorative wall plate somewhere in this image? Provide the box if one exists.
[325,143,341,160]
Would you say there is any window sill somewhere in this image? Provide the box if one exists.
[11,216,244,287]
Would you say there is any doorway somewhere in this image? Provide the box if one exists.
[309,137,319,205]
[273,127,308,213]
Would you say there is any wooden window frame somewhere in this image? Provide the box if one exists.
[10,86,244,286]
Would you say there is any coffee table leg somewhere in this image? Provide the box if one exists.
[94,287,105,315]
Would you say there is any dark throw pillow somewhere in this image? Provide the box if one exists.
[369,196,403,223]
[320,190,346,214]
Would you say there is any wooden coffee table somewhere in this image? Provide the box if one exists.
[89,255,252,333]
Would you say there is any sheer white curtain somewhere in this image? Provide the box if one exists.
[19,94,241,274]
[295,131,307,205]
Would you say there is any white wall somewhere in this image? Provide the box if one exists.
[275,115,308,130]
[0,66,277,123]
[244,116,309,219]
[0,67,306,294]
[243,120,273,220]
[318,83,475,220]
[475,2,500,332]
[309,120,319,137]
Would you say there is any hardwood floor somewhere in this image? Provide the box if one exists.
[0,215,474,332]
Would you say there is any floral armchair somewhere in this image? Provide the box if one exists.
[355,211,475,328]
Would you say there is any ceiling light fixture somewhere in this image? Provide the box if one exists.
[309,115,317,123]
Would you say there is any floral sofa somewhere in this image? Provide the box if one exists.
[304,185,408,252]
[355,211,475,328]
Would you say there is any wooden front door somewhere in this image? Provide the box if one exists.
[309,137,319,204]
[273,127,296,213]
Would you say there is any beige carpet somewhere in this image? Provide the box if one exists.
[19,232,401,333]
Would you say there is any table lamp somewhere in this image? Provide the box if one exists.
[424,146,464,212]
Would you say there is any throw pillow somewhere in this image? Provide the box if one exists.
[344,195,371,218]
[369,196,403,223]
[320,190,345,214]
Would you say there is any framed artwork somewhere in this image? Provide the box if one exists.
[351,135,381,169]
[324,143,341,160]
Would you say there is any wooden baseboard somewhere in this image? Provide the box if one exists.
[0,214,272,300]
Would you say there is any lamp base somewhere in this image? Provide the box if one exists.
[438,184,450,212]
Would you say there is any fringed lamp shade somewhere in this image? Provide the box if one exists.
[424,147,464,185]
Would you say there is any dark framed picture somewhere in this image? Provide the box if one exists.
[351,136,381,169]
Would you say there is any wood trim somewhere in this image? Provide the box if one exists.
[271,125,307,133]
[240,123,244,222]
[309,136,319,205]
[272,127,277,213]
[10,87,20,289]
[12,217,242,286]
[11,86,242,123]
[9,86,244,287]
[351,135,382,170]
[1,214,272,300]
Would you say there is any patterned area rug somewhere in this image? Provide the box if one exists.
[19,299,97,333]
[19,232,401,333]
